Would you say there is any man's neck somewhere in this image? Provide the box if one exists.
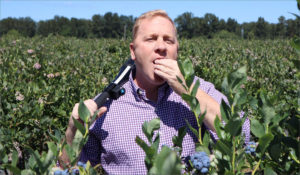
[133,77,159,102]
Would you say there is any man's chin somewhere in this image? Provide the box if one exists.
[154,74,165,84]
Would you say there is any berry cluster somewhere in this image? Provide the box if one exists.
[53,162,87,175]
[245,141,256,154]
[190,151,210,174]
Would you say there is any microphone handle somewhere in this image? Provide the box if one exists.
[94,91,110,109]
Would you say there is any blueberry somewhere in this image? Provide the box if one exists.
[194,162,203,170]
[54,170,63,175]
[201,167,208,174]
[77,161,84,167]
[71,168,80,175]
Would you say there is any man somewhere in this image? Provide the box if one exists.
[61,10,250,174]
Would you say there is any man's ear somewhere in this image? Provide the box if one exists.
[130,43,136,60]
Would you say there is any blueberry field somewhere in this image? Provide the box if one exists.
[0,32,299,174]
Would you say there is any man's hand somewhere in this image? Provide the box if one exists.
[67,99,107,144]
[153,59,187,96]
[70,99,107,126]
[154,59,221,132]
[60,99,107,167]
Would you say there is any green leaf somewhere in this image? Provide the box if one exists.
[177,59,186,77]
[152,133,160,154]
[4,164,21,175]
[191,79,200,97]
[90,110,98,126]
[176,76,188,92]
[181,93,194,108]
[26,147,43,171]
[178,59,195,88]
[291,37,300,52]
[269,143,281,160]
[78,100,90,123]
[228,66,247,92]
[225,171,235,175]
[41,148,55,173]
[194,100,202,119]
[271,113,287,126]
[142,118,160,143]
[250,119,265,138]
[73,117,86,135]
[186,76,194,89]
[135,136,156,170]
[221,76,229,96]
[185,119,198,138]
[262,105,276,129]
[21,170,35,175]
[291,59,300,70]
[214,116,222,139]
[64,144,76,165]
[215,140,232,157]
[47,142,58,156]
[11,150,18,167]
[135,136,153,156]
[150,146,181,175]
[72,130,86,159]
[233,90,247,107]
[224,117,242,137]
[172,127,187,148]
[249,97,258,110]
[259,133,274,154]
[220,100,230,123]
[264,165,277,175]
[202,131,210,148]
[195,144,210,155]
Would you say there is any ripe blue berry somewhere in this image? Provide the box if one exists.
[245,141,256,154]
[190,151,210,174]
[77,161,87,169]
[71,168,80,175]
[201,167,209,174]
[54,170,63,175]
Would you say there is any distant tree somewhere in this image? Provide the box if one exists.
[192,17,206,37]
[104,12,122,38]
[91,14,105,38]
[0,17,36,37]
[1,11,299,39]
[175,12,195,38]
[218,19,227,32]
[70,18,91,38]
[255,17,268,38]
[226,18,239,33]
[119,15,134,40]
[242,22,256,39]
[276,16,287,38]
[286,19,298,37]
[203,13,219,38]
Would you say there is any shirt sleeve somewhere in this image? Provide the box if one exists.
[195,76,250,143]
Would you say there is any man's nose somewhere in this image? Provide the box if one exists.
[155,39,167,54]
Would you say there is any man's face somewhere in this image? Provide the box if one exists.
[130,16,178,87]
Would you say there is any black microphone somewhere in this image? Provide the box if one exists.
[94,58,135,108]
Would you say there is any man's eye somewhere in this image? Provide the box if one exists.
[166,39,174,44]
[146,38,155,41]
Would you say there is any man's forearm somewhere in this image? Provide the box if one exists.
[195,89,221,132]
[59,118,77,167]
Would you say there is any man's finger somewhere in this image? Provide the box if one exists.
[97,106,107,118]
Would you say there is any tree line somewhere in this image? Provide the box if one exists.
[0,12,299,39]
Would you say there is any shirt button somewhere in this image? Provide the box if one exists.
[137,88,143,95]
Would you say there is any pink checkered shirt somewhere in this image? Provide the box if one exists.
[79,72,250,174]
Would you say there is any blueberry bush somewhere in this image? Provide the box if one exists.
[0,14,299,173]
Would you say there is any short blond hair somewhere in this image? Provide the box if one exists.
[132,10,176,41]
